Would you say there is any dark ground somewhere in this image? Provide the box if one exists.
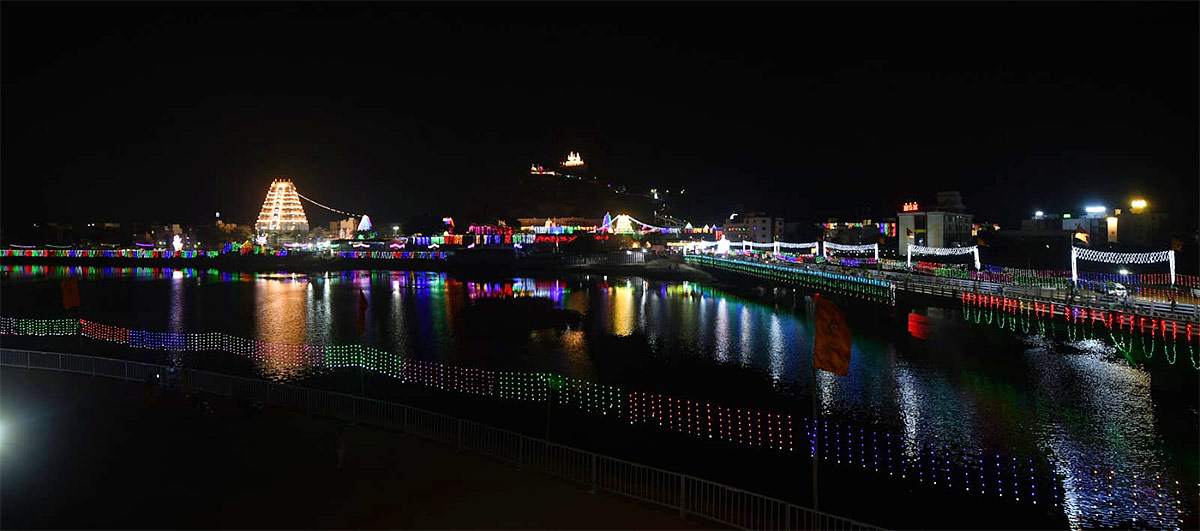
[0,367,722,530]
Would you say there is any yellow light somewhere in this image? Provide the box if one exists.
[1130,199,1147,211]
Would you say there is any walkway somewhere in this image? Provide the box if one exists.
[0,368,721,530]
[693,254,1200,322]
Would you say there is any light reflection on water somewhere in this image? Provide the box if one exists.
[1,265,1196,528]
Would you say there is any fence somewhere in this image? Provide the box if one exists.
[0,348,877,531]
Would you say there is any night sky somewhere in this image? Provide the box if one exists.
[3,2,1196,230]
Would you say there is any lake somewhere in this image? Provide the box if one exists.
[1,265,1196,529]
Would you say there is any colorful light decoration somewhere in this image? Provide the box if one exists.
[685,255,894,304]
[1071,247,1174,285]
[4,314,1193,520]
[908,244,981,270]
[959,295,1199,370]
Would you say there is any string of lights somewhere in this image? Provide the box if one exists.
[684,255,895,305]
[294,190,363,217]
[4,314,1168,511]
[823,242,879,261]
[1071,247,1175,285]
[907,244,981,270]
[958,293,1198,368]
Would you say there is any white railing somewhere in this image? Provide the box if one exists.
[0,349,878,531]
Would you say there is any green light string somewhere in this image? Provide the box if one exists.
[965,306,1197,370]
[12,318,79,336]
[1140,335,1155,360]
[684,255,894,305]
[1109,330,1136,365]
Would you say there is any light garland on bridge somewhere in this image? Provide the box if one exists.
[907,244,981,270]
[823,242,879,261]
[684,255,895,305]
[776,241,820,249]
[1071,247,1175,285]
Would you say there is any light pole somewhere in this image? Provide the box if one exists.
[392,226,399,238]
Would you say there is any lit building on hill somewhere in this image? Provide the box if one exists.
[530,151,590,179]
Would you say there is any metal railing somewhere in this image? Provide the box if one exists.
[709,256,1200,322]
[0,348,878,531]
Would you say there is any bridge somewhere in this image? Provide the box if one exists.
[683,254,1200,326]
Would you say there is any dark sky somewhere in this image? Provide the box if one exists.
[3,1,1197,230]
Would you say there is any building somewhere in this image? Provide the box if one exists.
[897,191,974,254]
[329,217,360,240]
[1020,199,1168,249]
[820,218,897,246]
[530,151,590,179]
[255,179,310,233]
[723,212,784,243]
[1117,199,1169,249]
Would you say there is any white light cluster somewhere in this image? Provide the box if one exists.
[776,241,820,249]
[823,242,879,261]
[908,245,981,270]
[1072,248,1174,285]
[822,242,877,252]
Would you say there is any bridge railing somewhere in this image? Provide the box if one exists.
[702,254,1199,322]
[0,348,879,531]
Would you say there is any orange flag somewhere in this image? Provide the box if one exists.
[60,277,81,310]
[357,289,369,336]
[813,295,851,376]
